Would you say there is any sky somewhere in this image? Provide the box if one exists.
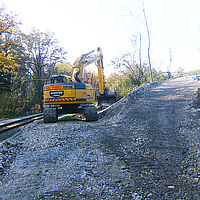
[1,0,200,75]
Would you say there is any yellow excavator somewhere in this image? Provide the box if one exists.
[43,47,116,122]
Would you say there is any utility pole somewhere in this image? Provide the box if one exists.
[168,48,172,78]
[142,0,153,82]
[139,33,142,79]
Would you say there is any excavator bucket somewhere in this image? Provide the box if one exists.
[97,92,117,106]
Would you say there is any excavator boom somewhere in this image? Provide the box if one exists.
[71,47,116,105]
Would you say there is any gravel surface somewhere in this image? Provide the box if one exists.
[0,76,200,199]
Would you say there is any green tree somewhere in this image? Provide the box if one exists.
[106,73,135,99]
[107,53,169,98]
[24,29,67,110]
[54,62,73,76]
[111,53,151,86]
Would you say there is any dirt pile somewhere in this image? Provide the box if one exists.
[99,82,159,123]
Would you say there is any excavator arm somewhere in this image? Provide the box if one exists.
[72,47,105,94]
[71,47,116,105]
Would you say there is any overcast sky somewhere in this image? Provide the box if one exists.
[1,0,200,75]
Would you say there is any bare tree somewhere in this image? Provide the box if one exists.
[111,53,150,86]
[129,0,153,82]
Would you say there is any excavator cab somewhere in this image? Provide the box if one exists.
[50,74,71,84]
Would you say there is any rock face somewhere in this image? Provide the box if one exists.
[0,76,200,199]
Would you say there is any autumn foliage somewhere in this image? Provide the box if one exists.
[0,6,174,119]
[0,6,67,119]
[0,7,21,73]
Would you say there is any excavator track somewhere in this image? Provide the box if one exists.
[43,105,99,123]
[83,105,98,122]
[43,108,58,123]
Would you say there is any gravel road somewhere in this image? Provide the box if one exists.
[0,76,200,199]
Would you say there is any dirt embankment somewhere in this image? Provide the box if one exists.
[0,76,200,199]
